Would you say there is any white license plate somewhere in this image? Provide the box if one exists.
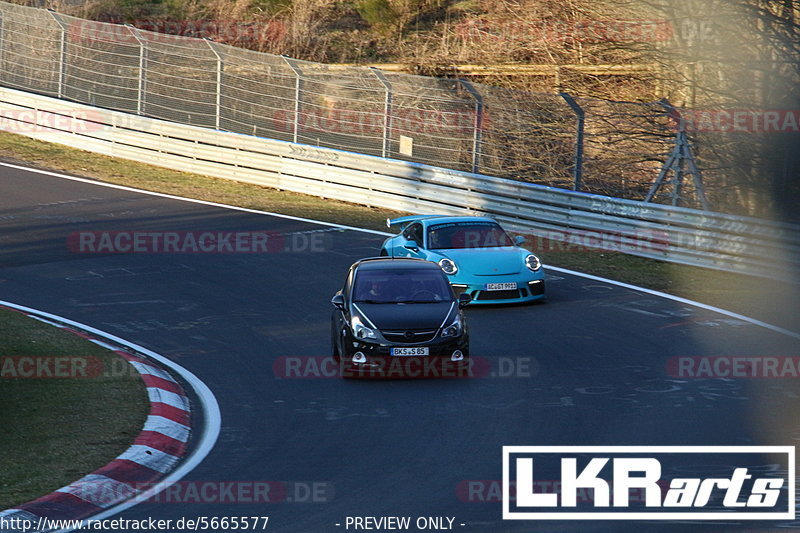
[391,347,429,356]
[485,282,517,291]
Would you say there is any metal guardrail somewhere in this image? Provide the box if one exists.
[1,85,798,281]
[0,0,705,206]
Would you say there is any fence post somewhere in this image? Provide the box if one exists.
[282,55,302,144]
[126,25,146,116]
[0,9,5,79]
[0,8,4,75]
[205,39,224,130]
[370,67,392,159]
[458,79,483,174]
[47,9,68,99]
[559,92,585,192]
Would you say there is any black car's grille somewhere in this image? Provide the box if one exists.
[475,289,522,301]
[382,330,438,343]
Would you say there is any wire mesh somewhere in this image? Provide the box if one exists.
[61,16,141,112]
[0,2,61,96]
[0,2,686,204]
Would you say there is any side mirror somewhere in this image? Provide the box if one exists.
[331,293,345,310]
[514,235,526,246]
[403,240,419,253]
[458,293,472,308]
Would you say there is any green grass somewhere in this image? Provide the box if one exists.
[0,308,148,510]
[0,131,393,232]
[0,130,797,328]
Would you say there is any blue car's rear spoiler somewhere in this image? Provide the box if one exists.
[386,215,445,229]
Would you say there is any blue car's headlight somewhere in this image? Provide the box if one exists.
[352,316,376,340]
[439,258,458,275]
[441,314,462,338]
[525,254,542,272]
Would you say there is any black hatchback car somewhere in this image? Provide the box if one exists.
[331,257,471,377]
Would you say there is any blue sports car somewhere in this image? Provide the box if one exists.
[380,215,545,304]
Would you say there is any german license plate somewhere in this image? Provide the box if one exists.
[391,347,429,356]
[485,282,517,291]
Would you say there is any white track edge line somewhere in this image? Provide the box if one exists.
[0,299,222,533]
[0,161,391,236]
[544,265,800,340]
[3,160,799,342]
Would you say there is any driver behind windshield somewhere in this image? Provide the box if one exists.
[354,270,451,303]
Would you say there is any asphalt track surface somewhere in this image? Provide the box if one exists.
[2,163,800,533]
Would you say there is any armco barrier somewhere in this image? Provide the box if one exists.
[0,85,798,281]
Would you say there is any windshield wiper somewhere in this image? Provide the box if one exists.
[355,299,393,304]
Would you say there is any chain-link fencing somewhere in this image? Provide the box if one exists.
[0,1,722,211]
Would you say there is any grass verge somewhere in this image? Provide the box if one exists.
[0,131,797,330]
[0,307,147,510]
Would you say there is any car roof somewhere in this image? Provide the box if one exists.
[352,257,439,271]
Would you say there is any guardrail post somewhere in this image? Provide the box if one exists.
[458,79,483,174]
[282,55,302,144]
[48,9,68,99]
[559,92,585,192]
[370,67,393,159]
[126,25,147,116]
[205,39,224,131]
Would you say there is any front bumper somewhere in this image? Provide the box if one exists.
[341,355,473,378]
[450,277,545,304]
[340,335,470,378]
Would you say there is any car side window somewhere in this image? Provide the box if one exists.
[413,224,423,245]
[403,223,423,245]
[343,267,355,303]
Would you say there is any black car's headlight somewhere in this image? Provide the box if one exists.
[441,314,462,338]
[352,316,376,340]
[525,254,542,272]
[439,258,458,275]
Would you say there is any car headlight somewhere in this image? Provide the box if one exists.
[525,254,542,272]
[439,258,458,275]
[352,316,376,340]
[441,314,462,338]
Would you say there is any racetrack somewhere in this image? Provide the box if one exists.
[2,163,799,532]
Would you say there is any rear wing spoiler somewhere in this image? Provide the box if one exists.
[386,215,444,229]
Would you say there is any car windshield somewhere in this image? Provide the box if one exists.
[353,268,453,304]
[427,221,514,250]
